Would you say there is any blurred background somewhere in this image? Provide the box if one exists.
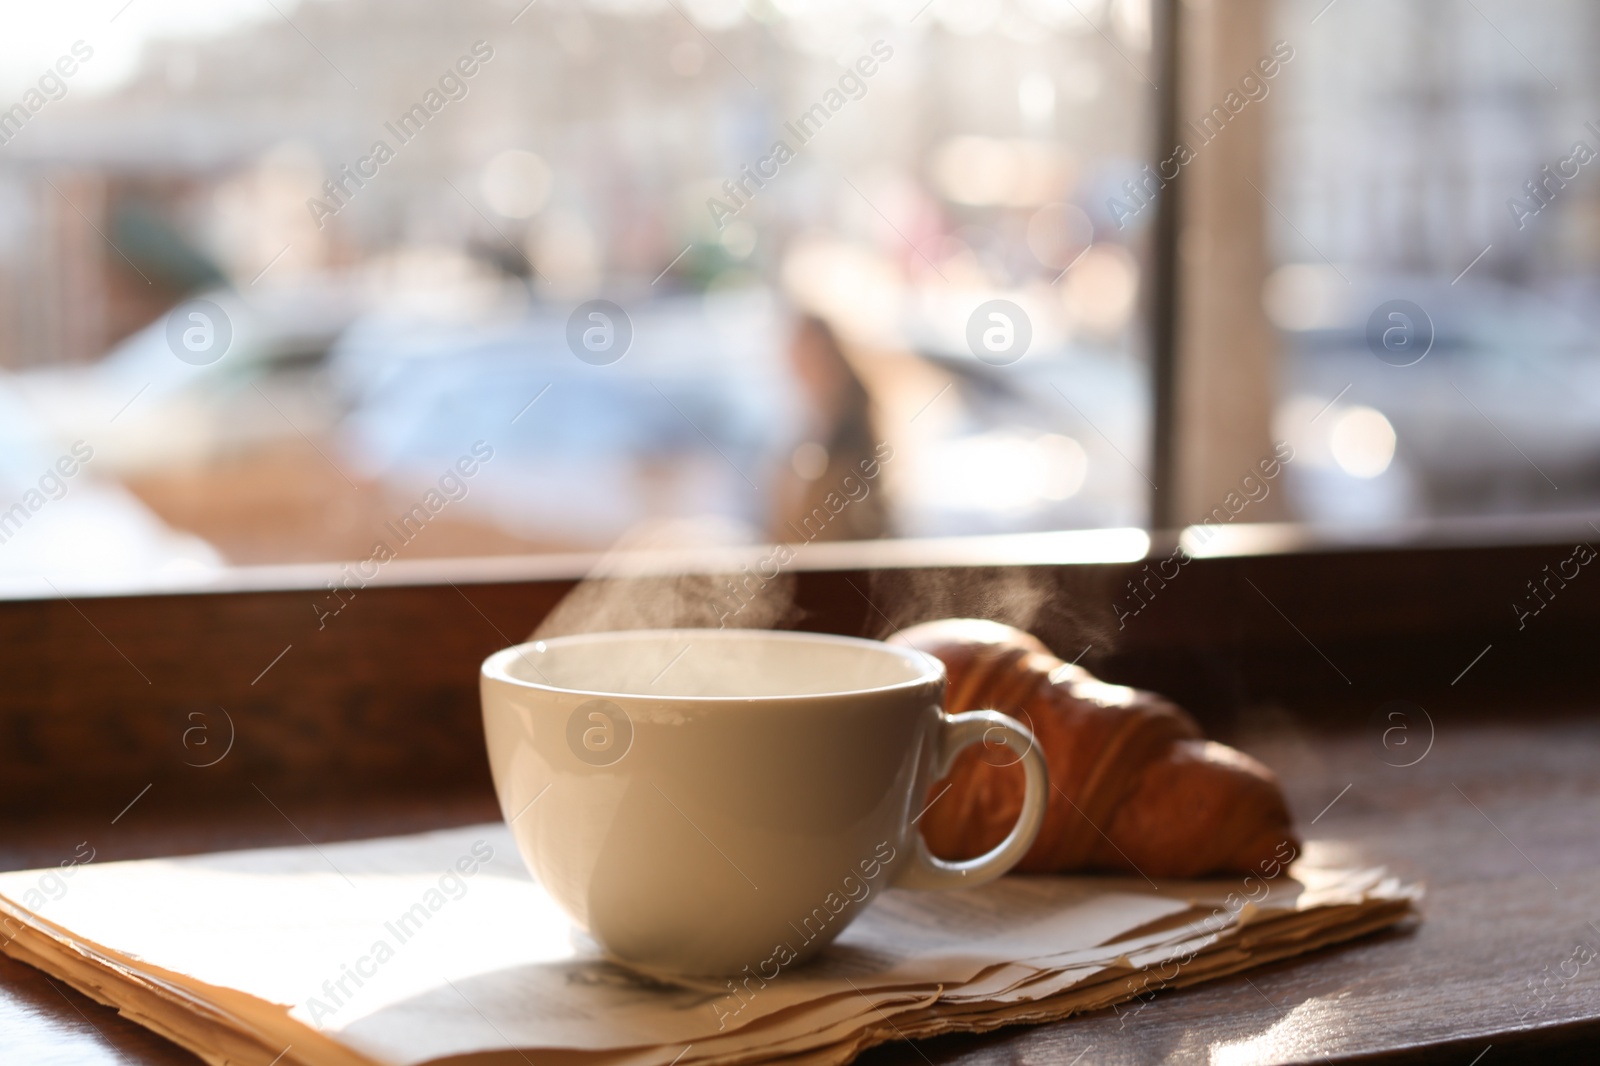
[1265,0,1600,531]
[0,0,1154,590]
[0,0,1592,593]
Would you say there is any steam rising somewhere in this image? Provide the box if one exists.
[531,518,798,640]
[861,565,1110,655]
[533,520,1112,673]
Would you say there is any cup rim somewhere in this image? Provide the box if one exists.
[480,627,944,703]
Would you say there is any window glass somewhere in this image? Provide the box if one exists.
[0,0,1154,593]
[1269,0,1598,528]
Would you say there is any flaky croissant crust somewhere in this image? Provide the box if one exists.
[891,618,1299,879]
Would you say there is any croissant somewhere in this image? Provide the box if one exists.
[891,618,1298,879]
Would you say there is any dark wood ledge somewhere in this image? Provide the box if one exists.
[5,522,1599,817]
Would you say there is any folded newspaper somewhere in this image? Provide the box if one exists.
[0,824,1417,1066]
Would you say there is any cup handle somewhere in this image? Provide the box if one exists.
[893,709,1049,891]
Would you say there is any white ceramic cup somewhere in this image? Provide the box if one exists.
[480,628,1048,976]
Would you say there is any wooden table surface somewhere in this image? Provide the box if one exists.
[5,716,1599,1065]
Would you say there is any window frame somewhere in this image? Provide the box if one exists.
[7,516,1598,818]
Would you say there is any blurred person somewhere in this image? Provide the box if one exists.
[772,315,891,544]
